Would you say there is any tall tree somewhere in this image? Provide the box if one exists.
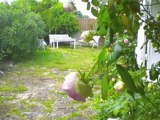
[31,0,79,35]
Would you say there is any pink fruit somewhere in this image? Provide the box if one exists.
[123,39,129,44]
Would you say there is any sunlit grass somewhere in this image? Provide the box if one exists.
[26,47,99,71]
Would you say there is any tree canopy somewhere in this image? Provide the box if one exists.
[30,0,80,35]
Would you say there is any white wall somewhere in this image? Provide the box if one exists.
[136,0,160,69]
[136,22,146,67]
[146,0,160,69]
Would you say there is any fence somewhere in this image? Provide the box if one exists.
[77,18,97,31]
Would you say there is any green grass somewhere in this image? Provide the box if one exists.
[0,85,27,93]
[13,47,99,80]
[25,47,99,70]
[56,112,80,120]
[0,84,27,103]
[0,96,16,103]
[10,106,25,119]
[41,98,55,112]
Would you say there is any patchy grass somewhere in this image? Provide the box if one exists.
[0,85,27,93]
[0,47,100,119]
[56,112,80,120]
[0,96,16,103]
[10,106,26,119]
[0,84,27,104]
[41,98,55,112]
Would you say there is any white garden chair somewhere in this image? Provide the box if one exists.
[79,31,90,46]
[89,36,100,48]
[39,39,47,50]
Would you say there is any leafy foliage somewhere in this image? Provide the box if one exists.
[0,0,79,61]
[79,0,160,119]
[0,2,45,60]
[31,0,79,35]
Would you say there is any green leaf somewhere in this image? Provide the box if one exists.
[116,64,145,94]
[98,25,107,36]
[107,43,122,65]
[91,0,99,6]
[87,2,91,10]
[120,14,131,28]
[91,7,98,17]
[134,78,145,95]
[149,67,159,80]
[128,1,140,13]
[97,5,107,30]
[107,27,114,46]
[113,43,122,52]
[82,0,89,2]
[113,106,121,116]
[110,19,123,33]
[104,8,112,25]
[107,51,121,65]
[97,47,108,68]
[101,75,109,100]
[116,64,137,92]
[106,39,111,47]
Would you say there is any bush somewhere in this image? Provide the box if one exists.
[0,2,45,60]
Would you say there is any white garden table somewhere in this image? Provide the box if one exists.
[49,34,76,49]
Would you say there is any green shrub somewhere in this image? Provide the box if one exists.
[0,2,45,60]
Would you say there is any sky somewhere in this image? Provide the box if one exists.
[59,0,94,18]
[0,0,95,18]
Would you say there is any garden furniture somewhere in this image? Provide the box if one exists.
[49,34,76,49]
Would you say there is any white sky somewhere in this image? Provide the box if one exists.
[59,0,94,18]
[0,0,95,18]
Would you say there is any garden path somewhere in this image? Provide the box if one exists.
[0,62,95,120]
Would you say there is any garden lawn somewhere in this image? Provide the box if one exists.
[0,47,100,120]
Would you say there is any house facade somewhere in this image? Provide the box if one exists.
[136,0,160,69]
